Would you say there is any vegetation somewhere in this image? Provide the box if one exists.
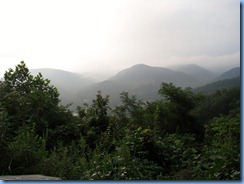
[0,61,240,180]
[193,77,240,94]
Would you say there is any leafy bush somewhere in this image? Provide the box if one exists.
[193,115,240,180]
[8,124,47,174]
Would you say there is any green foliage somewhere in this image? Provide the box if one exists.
[193,115,240,180]
[158,133,198,178]
[45,105,81,148]
[156,83,204,139]
[194,76,240,95]
[1,61,60,137]
[39,143,79,180]
[0,61,83,149]
[113,92,147,129]
[77,91,110,149]
[159,83,196,110]
[80,140,163,180]
[0,106,11,174]
[8,125,47,175]
[194,87,240,124]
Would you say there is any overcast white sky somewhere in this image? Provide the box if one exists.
[0,0,240,79]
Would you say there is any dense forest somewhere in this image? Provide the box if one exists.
[0,61,240,180]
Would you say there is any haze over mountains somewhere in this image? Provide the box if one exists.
[27,63,240,109]
[30,69,97,105]
[169,64,218,86]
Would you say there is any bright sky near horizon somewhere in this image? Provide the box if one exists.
[0,0,240,79]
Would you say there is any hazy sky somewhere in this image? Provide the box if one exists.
[0,0,240,79]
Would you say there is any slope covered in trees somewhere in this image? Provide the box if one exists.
[213,67,240,81]
[0,62,240,180]
[193,76,240,94]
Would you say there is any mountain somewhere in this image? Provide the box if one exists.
[30,68,97,105]
[193,76,240,94]
[169,64,218,85]
[109,64,201,88]
[30,64,240,109]
[75,64,212,107]
[193,67,241,94]
[213,67,240,81]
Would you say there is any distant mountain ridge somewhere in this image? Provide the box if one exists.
[194,77,240,94]
[75,63,224,107]
[213,67,240,81]
[29,64,240,109]
[192,67,240,94]
[109,64,201,88]
[169,64,218,85]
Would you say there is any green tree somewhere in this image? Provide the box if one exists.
[0,99,10,174]
[0,61,82,149]
[1,61,59,136]
[156,83,204,138]
[194,87,240,124]
[77,91,110,149]
[113,92,148,130]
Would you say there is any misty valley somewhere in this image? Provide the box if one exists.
[0,61,240,180]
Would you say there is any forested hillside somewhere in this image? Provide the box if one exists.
[194,77,240,94]
[213,67,240,82]
[0,62,240,180]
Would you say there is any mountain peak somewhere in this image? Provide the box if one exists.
[131,63,150,68]
[170,63,210,71]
